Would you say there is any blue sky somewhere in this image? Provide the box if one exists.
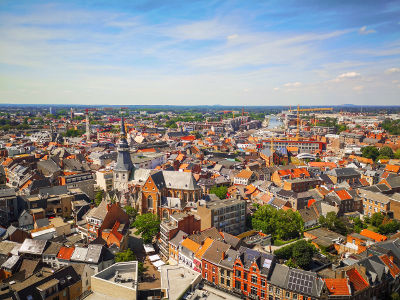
[0,0,399,106]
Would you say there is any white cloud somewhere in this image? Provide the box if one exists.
[359,26,376,35]
[283,82,302,88]
[353,85,364,91]
[338,72,360,79]
[385,67,400,74]
[227,34,238,40]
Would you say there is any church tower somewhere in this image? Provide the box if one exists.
[113,117,134,191]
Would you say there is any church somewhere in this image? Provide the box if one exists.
[113,118,202,218]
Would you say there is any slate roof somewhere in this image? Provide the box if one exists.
[169,230,187,248]
[202,240,231,264]
[86,199,108,221]
[43,242,62,256]
[19,239,47,255]
[162,170,199,190]
[328,168,360,178]
[237,246,276,276]
[385,176,400,189]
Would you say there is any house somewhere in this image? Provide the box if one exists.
[327,168,361,184]
[233,169,256,185]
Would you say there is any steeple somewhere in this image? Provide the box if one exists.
[114,116,133,173]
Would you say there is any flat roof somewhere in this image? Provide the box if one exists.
[161,265,201,300]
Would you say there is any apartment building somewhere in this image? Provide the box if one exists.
[358,189,392,217]
[196,198,246,235]
[158,213,200,260]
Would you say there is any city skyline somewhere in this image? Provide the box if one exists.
[0,0,399,106]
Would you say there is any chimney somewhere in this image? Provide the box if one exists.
[221,251,225,260]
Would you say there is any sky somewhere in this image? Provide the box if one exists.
[0,0,399,106]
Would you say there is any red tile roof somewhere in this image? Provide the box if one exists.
[379,254,400,278]
[57,246,75,260]
[335,189,352,201]
[346,268,369,292]
[360,229,387,242]
[324,278,351,296]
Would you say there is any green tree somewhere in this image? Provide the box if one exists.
[353,217,367,233]
[124,206,138,221]
[252,205,303,240]
[209,186,228,200]
[115,248,135,262]
[133,213,161,243]
[378,220,400,235]
[391,292,400,300]
[292,240,315,269]
[275,240,315,270]
[395,149,400,159]
[319,212,349,235]
[379,146,394,159]
[95,190,104,206]
[371,212,385,227]
[361,146,380,161]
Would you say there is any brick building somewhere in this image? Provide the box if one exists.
[158,213,200,260]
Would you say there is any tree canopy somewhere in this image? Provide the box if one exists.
[361,146,380,161]
[209,186,228,200]
[115,248,136,262]
[318,212,349,235]
[274,240,316,269]
[133,213,161,243]
[95,190,104,206]
[252,205,304,240]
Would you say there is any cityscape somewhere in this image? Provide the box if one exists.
[1,1,400,300]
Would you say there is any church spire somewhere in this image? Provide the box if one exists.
[120,116,126,138]
[114,116,133,173]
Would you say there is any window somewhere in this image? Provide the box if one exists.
[205,272,208,280]
[227,280,230,286]
[213,267,216,274]
[275,287,280,295]
[269,286,274,293]
[286,291,290,298]
[261,290,265,299]
[204,263,208,269]
[244,283,247,292]
[235,280,241,289]
[221,277,224,284]
[251,275,257,284]
[251,286,258,295]
[235,270,241,277]
[261,279,266,287]
[293,293,298,299]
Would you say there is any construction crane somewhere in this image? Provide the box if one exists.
[289,105,333,138]
[219,110,236,119]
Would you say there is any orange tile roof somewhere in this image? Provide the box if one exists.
[245,184,257,194]
[138,148,156,153]
[195,238,213,259]
[181,238,201,253]
[346,268,369,292]
[235,169,253,179]
[385,164,400,173]
[324,278,351,296]
[335,189,352,201]
[360,229,387,242]
[307,199,316,208]
[379,254,400,278]
[57,246,75,260]
[308,161,337,169]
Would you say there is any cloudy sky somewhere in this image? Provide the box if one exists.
[0,0,399,106]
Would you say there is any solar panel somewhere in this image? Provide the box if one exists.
[263,259,272,269]
[288,270,315,296]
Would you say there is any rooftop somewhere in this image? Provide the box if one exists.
[93,261,138,290]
